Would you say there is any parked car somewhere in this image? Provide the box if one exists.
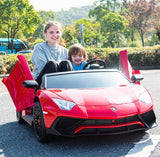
[0,38,27,54]
[2,50,157,142]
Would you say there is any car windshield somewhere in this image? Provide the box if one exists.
[43,70,130,89]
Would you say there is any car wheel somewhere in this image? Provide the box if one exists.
[16,110,25,123]
[33,102,47,142]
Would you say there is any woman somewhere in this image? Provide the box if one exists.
[31,21,73,85]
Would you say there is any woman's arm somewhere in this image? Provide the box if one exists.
[31,43,47,79]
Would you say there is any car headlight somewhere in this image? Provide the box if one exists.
[52,98,76,110]
[139,91,152,104]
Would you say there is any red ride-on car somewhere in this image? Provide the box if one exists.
[2,50,157,142]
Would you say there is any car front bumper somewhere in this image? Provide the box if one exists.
[46,109,157,136]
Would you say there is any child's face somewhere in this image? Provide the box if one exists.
[71,51,84,66]
[44,25,61,46]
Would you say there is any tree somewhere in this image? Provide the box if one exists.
[62,26,74,47]
[101,12,127,47]
[55,6,93,25]
[149,4,160,42]
[0,0,41,52]
[122,0,159,46]
[88,0,122,21]
[90,20,102,47]
[88,1,107,21]
[75,18,101,47]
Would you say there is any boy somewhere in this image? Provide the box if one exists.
[68,44,87,70]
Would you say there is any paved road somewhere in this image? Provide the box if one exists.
[0,70,160,157]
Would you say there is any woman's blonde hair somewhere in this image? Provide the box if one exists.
[44,21,62,33]
[68,44,87,61]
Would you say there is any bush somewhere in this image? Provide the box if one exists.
[129,41,139,47]
[0,53,33,74]
[86,45,160,69]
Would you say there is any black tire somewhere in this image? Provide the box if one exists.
[33,102,47,142]
[16,110,25,123]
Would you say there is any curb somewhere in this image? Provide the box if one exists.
[0,74,9,78]
[133,66,160,70]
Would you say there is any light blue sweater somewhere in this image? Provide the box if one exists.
[31,41,68,79]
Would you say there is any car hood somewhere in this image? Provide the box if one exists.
[42,85,151,119]
[49,84,145,106]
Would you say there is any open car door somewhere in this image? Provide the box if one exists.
[2,55,35,112]
[120,50,141,83]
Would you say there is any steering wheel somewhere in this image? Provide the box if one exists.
[83,59,107,70]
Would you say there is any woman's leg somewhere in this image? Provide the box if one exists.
[59,60,73,72]
[36,61,59,85]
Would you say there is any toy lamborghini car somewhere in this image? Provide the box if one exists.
[2,50,157,142]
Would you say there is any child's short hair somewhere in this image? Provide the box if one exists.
[68,44,87,61]
[44,21,62,33]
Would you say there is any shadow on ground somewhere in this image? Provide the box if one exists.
[0,121,147,157]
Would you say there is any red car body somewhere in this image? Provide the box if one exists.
[2,50,156,142]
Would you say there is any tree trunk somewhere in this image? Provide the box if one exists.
[131,30,134,42]
[141,34,144,47]
[156,31,160,41]
[96,35,98,47]
[139,30,145,47]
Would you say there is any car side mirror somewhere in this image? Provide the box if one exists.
[23,80,39,89]
[131,74,144,83]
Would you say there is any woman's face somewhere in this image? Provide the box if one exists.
[44,25,61,46]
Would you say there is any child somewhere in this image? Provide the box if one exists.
[68,44,87,70]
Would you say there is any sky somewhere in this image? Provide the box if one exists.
[29,0,96,12]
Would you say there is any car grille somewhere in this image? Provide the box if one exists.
[77,124,144,135]
[50,110,156,136]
